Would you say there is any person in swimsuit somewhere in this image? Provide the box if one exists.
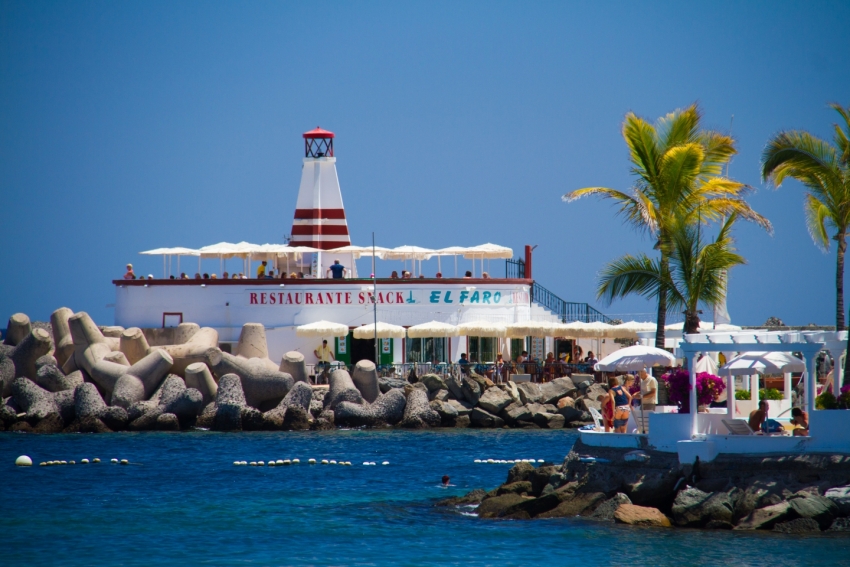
[608,375,634,433]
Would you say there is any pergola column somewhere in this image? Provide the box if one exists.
[804,351,817,416]
[784,372,792,401]
[688,350,699,437]
[726,375,734,417]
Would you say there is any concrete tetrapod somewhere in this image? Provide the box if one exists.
[152,326,219,376]
[335,388,408,427]
[279,351,309,384]
[4,313,32,347]
[49,308,75,368]
[111,350,175,408]
[213,374,248,431]
[264,381,314,428]
[399,386,442,429]
[184,362,218,404]
[235,323,270,360]
[325,369,364,410]
[351,360,380,403]
[12,377,60,420]
[208,350,293,409]
[120,327,151,365]
[5,328,54,383]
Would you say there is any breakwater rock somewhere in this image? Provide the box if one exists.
[438,438,850,533]
[1,310,603,434]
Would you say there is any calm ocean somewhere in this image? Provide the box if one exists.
[3,429,848,566]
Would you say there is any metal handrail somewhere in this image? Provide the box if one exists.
[530,282,612,323]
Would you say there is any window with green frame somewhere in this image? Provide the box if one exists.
[405,337,447,363]
[468,337,496,363]
[510,338,526,360]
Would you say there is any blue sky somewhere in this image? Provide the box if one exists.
[1,1,849,327]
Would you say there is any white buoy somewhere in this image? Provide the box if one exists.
[60,460,68,465]
[69,460,76,465]
[382,461,389,465]
[268,461,276,467]
[39,462,46,466]
[275,460,284,465]
[292,458,300,464]
[233,461,240,466]
[120,459,128,465]
[283,459,291,465]
[309,459,316,464]
[321,459,329,464]
[81,459,90,464]
[538,459,545,463]
[258,461,265,466]
[111,458,119,464]
[486,459,495,464]
[329,460,337,464]
[249,461,257,466]
[474,459,481,463]
[362,462,370,466]
[93,458,101,463]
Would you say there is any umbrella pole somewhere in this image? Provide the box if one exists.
[177,255,180,275]
[454,256,457,278]
[198,255,201,274]
[438,256,441,274]
[163,255,166,279]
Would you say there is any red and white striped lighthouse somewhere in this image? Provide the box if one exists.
[289,127,351,250]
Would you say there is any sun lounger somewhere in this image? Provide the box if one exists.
[588,407,605,431]
[722,419,755,435]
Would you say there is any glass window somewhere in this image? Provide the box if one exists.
[468,337,495,363]
[405,337,447,363]
[510,338,526,361]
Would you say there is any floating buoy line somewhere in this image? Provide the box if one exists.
[473,458,546,464]
[233,459,390,467]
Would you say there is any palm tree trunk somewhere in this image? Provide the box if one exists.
[655,255,668,349]
[837,231,846,331]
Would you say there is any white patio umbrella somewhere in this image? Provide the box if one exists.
[718,351,805,376]
[325,245,391,259]
[140,247,200,278]
[505,320,564,338]
[382,246,435,277]
[353,322,407,339]
[463,243,513,277]
[609,321,657,339]
[295,320,350,338]
[561,321,617,338]
[594,345,676,372]
[694,355,719,375]
[407,321,460,338]
[433,246,474,277]
[457,321,507,338]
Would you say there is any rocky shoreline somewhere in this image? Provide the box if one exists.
[438,438,850,534]
[1,310,597,434]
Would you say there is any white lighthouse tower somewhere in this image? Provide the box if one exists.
[289,127,355,277]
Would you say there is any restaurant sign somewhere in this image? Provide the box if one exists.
[247,288,529,307]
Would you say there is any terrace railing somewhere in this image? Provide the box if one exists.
[530,282,612,323]
[505,258,526,279]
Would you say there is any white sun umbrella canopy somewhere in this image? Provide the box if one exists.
[434,246,474,277]
[462,243,513,259]
[457,320,507,338]
[561,321,617,338]
[694,355,719,375]
[296,320,349,338]
[718,351,805,376]
[407,321,460,338]
[353,322,406,340]
[325,245,391,259]
[594,345,676,372]
[382,245,435,260]
[139,247,200,278]
[505,320,564,338]
[609,321,657,339]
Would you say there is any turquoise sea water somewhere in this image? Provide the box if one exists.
[3,429,849,567]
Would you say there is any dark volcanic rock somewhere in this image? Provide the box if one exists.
[99,406,129,431]
[476,494,527,518]
[773,517,821,534]
[33,412,65,433]
[13,377,59,420]
[588,493,632,521]
[470,407,504,428]
[155,412,180,431]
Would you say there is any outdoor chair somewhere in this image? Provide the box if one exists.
[632,411,650,434]
[588,407,605,432]
[722,419,755,435]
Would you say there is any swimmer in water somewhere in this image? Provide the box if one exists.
[442,475,450,487]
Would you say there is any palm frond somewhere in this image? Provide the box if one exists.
[803,193,832,251]
[656,104,700,150]
[761,130,842,189]
[829,103,850,165]
[597,254,668,305]
[622,113,661,185]
[698,131,737,177]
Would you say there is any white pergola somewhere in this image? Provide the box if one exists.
[679,331,841,436]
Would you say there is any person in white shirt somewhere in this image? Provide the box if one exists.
[634,367,658,412]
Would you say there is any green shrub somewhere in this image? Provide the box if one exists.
[816,391,839,410]
[759,388,784,400]
[735,390,751,400]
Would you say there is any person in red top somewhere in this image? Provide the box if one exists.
[123,264,136,279]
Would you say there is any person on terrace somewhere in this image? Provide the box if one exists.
[435,272,443,278]
[633,367,658,412]
[256,260,267,278]
[327,260,346,279]
[609,375,634,433]
[391,271,399,279]
[748,400,768,432]
[463,270,472,278]
[123,264,136,279]
[458,353,470,374]
[790,407,809,436]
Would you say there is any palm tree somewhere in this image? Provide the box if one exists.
[761,103,850,331]
[597,215,745,334]
[564,104,771,347]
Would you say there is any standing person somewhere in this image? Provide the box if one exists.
[493,353,506,383]
[609,375,634,433]
[314,340,335,383]
[123,264,136,279]
[634,368,658,412]
[458,352,470,374]
[327,259,347,279]
[256,261,267,278]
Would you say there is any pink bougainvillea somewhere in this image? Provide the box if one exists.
[661,369,726,413]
